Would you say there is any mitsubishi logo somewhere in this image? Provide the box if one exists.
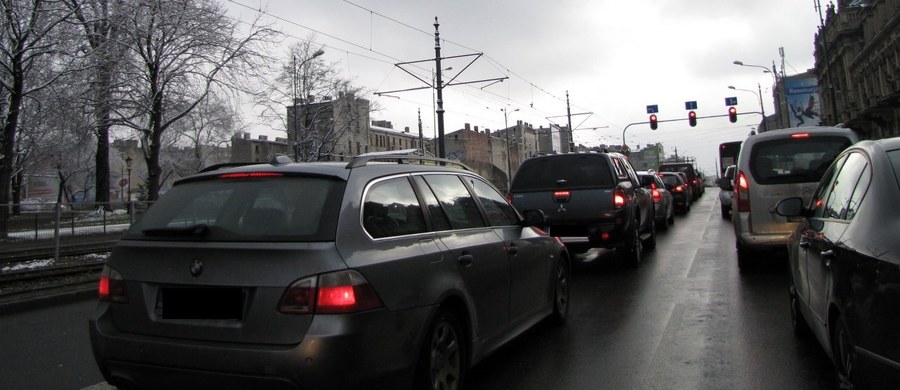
[557,204,567,213]
[190,259,203,277]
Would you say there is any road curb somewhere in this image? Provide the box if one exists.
[0,286,96,315]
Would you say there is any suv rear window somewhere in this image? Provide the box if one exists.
[750,136,853,185]
[511,155,614,191]
[658,164,695,180]
[128,176,345,241]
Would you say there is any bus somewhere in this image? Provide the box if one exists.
[719,141,742,176]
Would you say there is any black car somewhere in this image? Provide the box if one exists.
[659,172,691,214]
[658,162,703,200]
[90,153,570,390]
[775,137,900,389]
[508,152,655,267]
[637,170,675,231]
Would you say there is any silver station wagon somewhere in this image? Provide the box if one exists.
[89,153,570,390]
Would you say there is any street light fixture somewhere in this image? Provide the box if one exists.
[292,49,325,161]
[125,155,133,203]
[733,60,783,128]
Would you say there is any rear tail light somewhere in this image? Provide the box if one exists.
[218,172,283,179]
[278,270,383,315]
[651,183,660,203]
[790,133,811,138]
[614,189,626,209]
[98,266,128,303]
[674,185,684,192]
[735,170,750,212]
[553,191,571,203]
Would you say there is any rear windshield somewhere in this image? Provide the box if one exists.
[658,164,695,179]
[750,136,853,185]
[888,149,900,192]
[660,174,682,186]
[510,155,614,192]
[127,175,345,241]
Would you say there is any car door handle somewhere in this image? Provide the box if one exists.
[507,243,518,255]
[458,253,474,267]
[799,238,810,249]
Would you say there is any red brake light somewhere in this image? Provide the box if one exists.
[98,266,128,303]
[218,172,283,179]
[614,189,626,209]
[553,191,571,203]
[736,170,750,212]
[790,133,810,138]
[279,270,383,315]
[651,183,661,202]
[674,185,683,192]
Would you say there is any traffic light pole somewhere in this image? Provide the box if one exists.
[621,111,763,151]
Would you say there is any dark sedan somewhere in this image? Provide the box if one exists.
[776,137,900,389]
[659,172,691,214]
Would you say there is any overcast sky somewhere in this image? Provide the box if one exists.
[226,0,826,175]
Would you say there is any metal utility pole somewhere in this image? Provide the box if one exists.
[417,108,425,156]
[374,17,507,160]
[434,18,446,158]
[566,91,574,152]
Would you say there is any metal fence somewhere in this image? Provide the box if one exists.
[1,201,153,248]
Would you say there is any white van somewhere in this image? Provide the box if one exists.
[732,126,858,270]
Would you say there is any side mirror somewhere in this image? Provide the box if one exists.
[522,209,548,228]
[775,197,805,217]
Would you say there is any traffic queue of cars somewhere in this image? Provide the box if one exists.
[726,126,900,388]
[89,149,704,389]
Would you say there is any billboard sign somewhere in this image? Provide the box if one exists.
[784,77,821,127]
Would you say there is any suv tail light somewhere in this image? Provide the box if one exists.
[735,170,750,212]
[553,191,571,203]
[98,266,128,303]
[651,183,660,203]
[278,270,383,314]
[614,189,626,209]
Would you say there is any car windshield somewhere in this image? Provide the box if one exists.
[127,175,345,241]
[750,136,854,185]
[511,155,614,191]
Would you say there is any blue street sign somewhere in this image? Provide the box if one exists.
[646,104,659,114]
[725,97,738,106]
[685,101,697,110]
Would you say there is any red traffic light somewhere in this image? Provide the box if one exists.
[649,114,658,130]
[688,111,697,127]
[728,106,738,123]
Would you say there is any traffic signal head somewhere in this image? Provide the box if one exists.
[649,114,658,130]
[728,106,738,123]
[688,111,697,127]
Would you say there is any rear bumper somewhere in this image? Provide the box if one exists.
[90,305,431,390]
[550,219,629,249]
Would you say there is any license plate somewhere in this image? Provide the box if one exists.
[157,287,244,320]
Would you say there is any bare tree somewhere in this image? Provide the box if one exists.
[255,38,371,162]
[169,91,241,173]
[0,0,75,236]
[112,0,277,200]
[65,0,127,207]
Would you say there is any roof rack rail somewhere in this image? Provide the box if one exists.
[346,150,473,171]
[198,154,292,173]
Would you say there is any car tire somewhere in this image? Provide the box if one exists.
[415,308,466,390]
[548,258,570,326]
[832,316,859,390]
[721,205,729,219]
[668,208,675,226]
[657,208,670,231]
[644,213,657,250]
[737,244,751,272]
[789,279,811,338]
[621,217,642,268]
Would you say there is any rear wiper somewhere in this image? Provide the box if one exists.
[142,224,210,237]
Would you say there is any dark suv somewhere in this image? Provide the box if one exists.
[508,152,655,267]
[658,162,704,200]
[89,153,570,390]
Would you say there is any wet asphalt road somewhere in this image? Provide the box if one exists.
[0,191,838,389]
[466,192,836,389]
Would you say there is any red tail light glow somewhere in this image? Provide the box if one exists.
[674,185,684,192]
[614,189,626,209]
[279,270,383,315]
[98,266,128,303]
[736,170,750,212]
[790,133,811,138]
[650,183,661,203]
[553,191,571,203]
[218,172,283,179]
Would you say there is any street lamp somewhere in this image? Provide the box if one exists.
[292,49,325,161]
[501,107,519,191]
[125,156,133,203]
[733,60,784,128]
[728,85,766,128]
